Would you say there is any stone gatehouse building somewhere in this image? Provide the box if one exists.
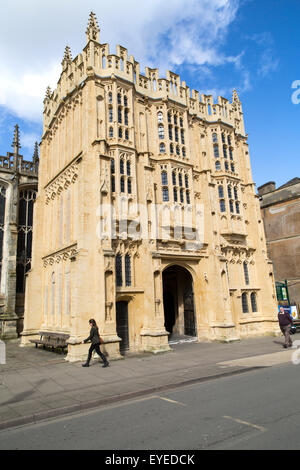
[21,13,278,361]
[0,125,39,340]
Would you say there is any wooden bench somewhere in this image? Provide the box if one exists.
[30,332,70,354]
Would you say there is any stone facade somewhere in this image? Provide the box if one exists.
[258,178,300,310]
[21,13,278,361]
[0,125,38,339]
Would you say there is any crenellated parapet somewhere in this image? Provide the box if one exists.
[42,12,245,137]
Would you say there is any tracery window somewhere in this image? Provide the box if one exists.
[116,254,122,287]
[125,254,131,287]
[16,189,37,293]
[251,292,258,312]
[243,262,250,285]
[242,292,249,313]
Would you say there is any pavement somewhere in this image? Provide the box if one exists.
[0,332,300,431]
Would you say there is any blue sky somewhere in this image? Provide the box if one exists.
[0,0,299,188]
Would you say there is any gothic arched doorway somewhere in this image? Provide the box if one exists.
[162,265,196,341]
[116,301,129,355]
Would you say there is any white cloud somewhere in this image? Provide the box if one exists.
[0,0,240,122]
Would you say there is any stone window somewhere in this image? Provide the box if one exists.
[242,292,249,313]
[213,145,219,158]
[251,292,258,312]
[125,254,131,286]
[157,112,163,123]
[243,262,250,285]
[212,132,218,143]
[158,125,164,140]
[215,160,221,171]
[109,127,113,138]
[160,143,166,154]
[116,254,122,287]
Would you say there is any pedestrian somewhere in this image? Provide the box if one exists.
[82,319,110,367]
[278,306,294,348]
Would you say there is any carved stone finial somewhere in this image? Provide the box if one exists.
[232,89,240,103]
[12,124,21,155]
[45,86,52,101]
[33,141,39,164]
[86,11,100,43]
[62,45,72,68]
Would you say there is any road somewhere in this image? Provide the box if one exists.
[1,361,300,450]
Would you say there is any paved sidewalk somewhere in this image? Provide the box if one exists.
[0,333,299,430]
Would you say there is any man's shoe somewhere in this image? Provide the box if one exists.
[82,363,89,367]
[102,362,109,368]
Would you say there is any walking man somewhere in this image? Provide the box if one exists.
[278,306,294,348]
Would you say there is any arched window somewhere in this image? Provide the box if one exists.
[185,174,189,188]
[186,190,190,204]
[160,143,166,153]
[170,143,174,154]
[162,187,169,202]
[120,159,124,174]
[176,145,180,156]
[174,128,179,142]
[124,109,128,126]
[172,171,176,186]
[219,199,226,212]
[229,148,233,160]
[173,188,178,202]
[218,185,224,198]
[120,176,125,193]
[158,125,164,140]
[168,125,173,140]
[118,128,123,139]
[124,95,128,107]
[182,147,186,157]
[125,129,129,140]
[17,188,36,293]
[180,188,184,203]
[157,112,163,123]
[111,175,115,192]
[126,161,131,176]
[234,187,238,200]
[251,292,258,312]
[229,200,234,213]
[181,129,185,144]
[111,159,115,174]
[228,185,232,199]
[116,254,122,287]
[109,127,113,138]
[242,292,249,313]
[174,115,178,125]
[223,145,227,158]
[108,92,112,104]
[212,132,218,143]
[168,112,171,123]
[228,135,231,146]
[161,171,168,186]
[125,254,131,286]
[215,161,221,171]
[243,262,249,285]
[235,201,240,214]
[225,161,229,171]
[213,145,219,158]
[231,163,235,173]
[221,132,225,143]
[109,107,113,122]
[127,178,132,194]
[178,173,183,187]
[118,107,122,124]
[180,117,183,127]
[117,93,121,104]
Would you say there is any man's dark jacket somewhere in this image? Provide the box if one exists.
[278,311,294,327]
[84,327,101,345]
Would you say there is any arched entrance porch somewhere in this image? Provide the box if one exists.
[162,265,197,342]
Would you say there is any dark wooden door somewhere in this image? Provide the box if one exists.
[116,301,129,355]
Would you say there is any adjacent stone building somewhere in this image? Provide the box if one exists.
[0,125,39,339]
[21,13,278,361]
[258,178,300,310]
